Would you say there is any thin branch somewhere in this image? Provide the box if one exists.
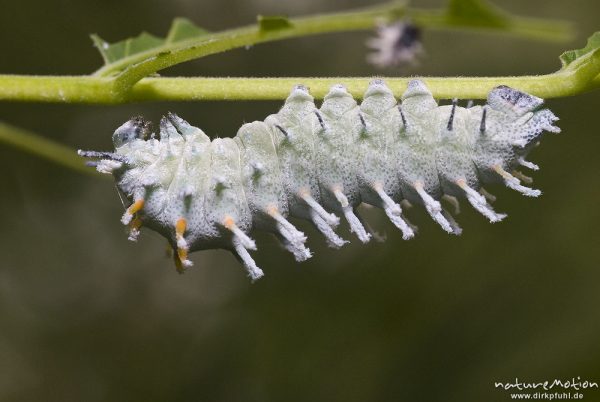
[96,2,405,79]
[104,2,573,93]
[0,122,98,175]
[1,69,598,104]
[0,1,576,104]
[0,2,589,179]
[409,9,573,43]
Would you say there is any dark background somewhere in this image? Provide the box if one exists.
[0,0,598,401]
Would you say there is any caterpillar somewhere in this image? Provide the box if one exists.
[79,79,560,280]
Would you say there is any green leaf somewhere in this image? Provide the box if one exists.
[446,0,508,27]
[560,31,600,67]
[91,18,209,68]
[165,18,210,43]
[257,15,293,32]
[91,32,163,65]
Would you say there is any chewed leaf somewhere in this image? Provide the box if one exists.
[560,31,600,68]
[91,18,209,71]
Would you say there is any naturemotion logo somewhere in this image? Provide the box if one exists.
[495,377,598,400]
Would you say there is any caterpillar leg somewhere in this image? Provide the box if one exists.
[511,170,533,185]
[310,210,348,249]
[492,165,541,197]
[175,218,193,268]
[372,183,414,240]
[223,216,262,281]
[274,232,312,262]
[121,198,144,225]
[166,241,186,274]
[331,188,370,243]
[223,216,256,250]
[342,207,371,243]
[455,179,506,223]
[479,187,497,203]
[360,217,387,243]
[517,157,539,171]
[173,249,185,274]
[442,194,461,215]
[412,181,453,233]
[299,189,347,247]
[232,237,264,282]
[299,190,340,227]
[402,213,419,234]
[441,207,462,235]
[128,216,143,242]
[266,206,312,262]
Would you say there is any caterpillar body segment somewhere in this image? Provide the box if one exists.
[80,80,560,280]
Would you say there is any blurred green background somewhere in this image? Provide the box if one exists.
[0,0,599,401]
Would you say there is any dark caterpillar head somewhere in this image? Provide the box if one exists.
[112,116,152,147]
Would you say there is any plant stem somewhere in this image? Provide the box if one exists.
[0,1,576,103]
[401,9,573,43]
[103,2,572,93]
[1,71,598,104]
[0,122,98,175]
[98,2,405,81]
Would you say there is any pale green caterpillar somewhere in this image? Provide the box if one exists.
[79,79,560,280]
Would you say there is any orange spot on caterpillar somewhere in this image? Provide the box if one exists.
[223,215,235,230]
[128,199,145,215]
[176,218,187,236]
[266,204,278,217]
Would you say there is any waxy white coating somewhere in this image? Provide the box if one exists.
[82,80,560,280]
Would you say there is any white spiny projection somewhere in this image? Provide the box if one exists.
[79,80,560,280]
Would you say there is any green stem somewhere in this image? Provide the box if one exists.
[0,1,587,177]
[103,2,572,93]
[0,71,598,104]
[409,9,573,43]
[98,2,405,81]
[0,1,576,103]
[0,122,98,175]
[0,75,114,103]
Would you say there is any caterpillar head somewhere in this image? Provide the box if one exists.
[112,116,151,148]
